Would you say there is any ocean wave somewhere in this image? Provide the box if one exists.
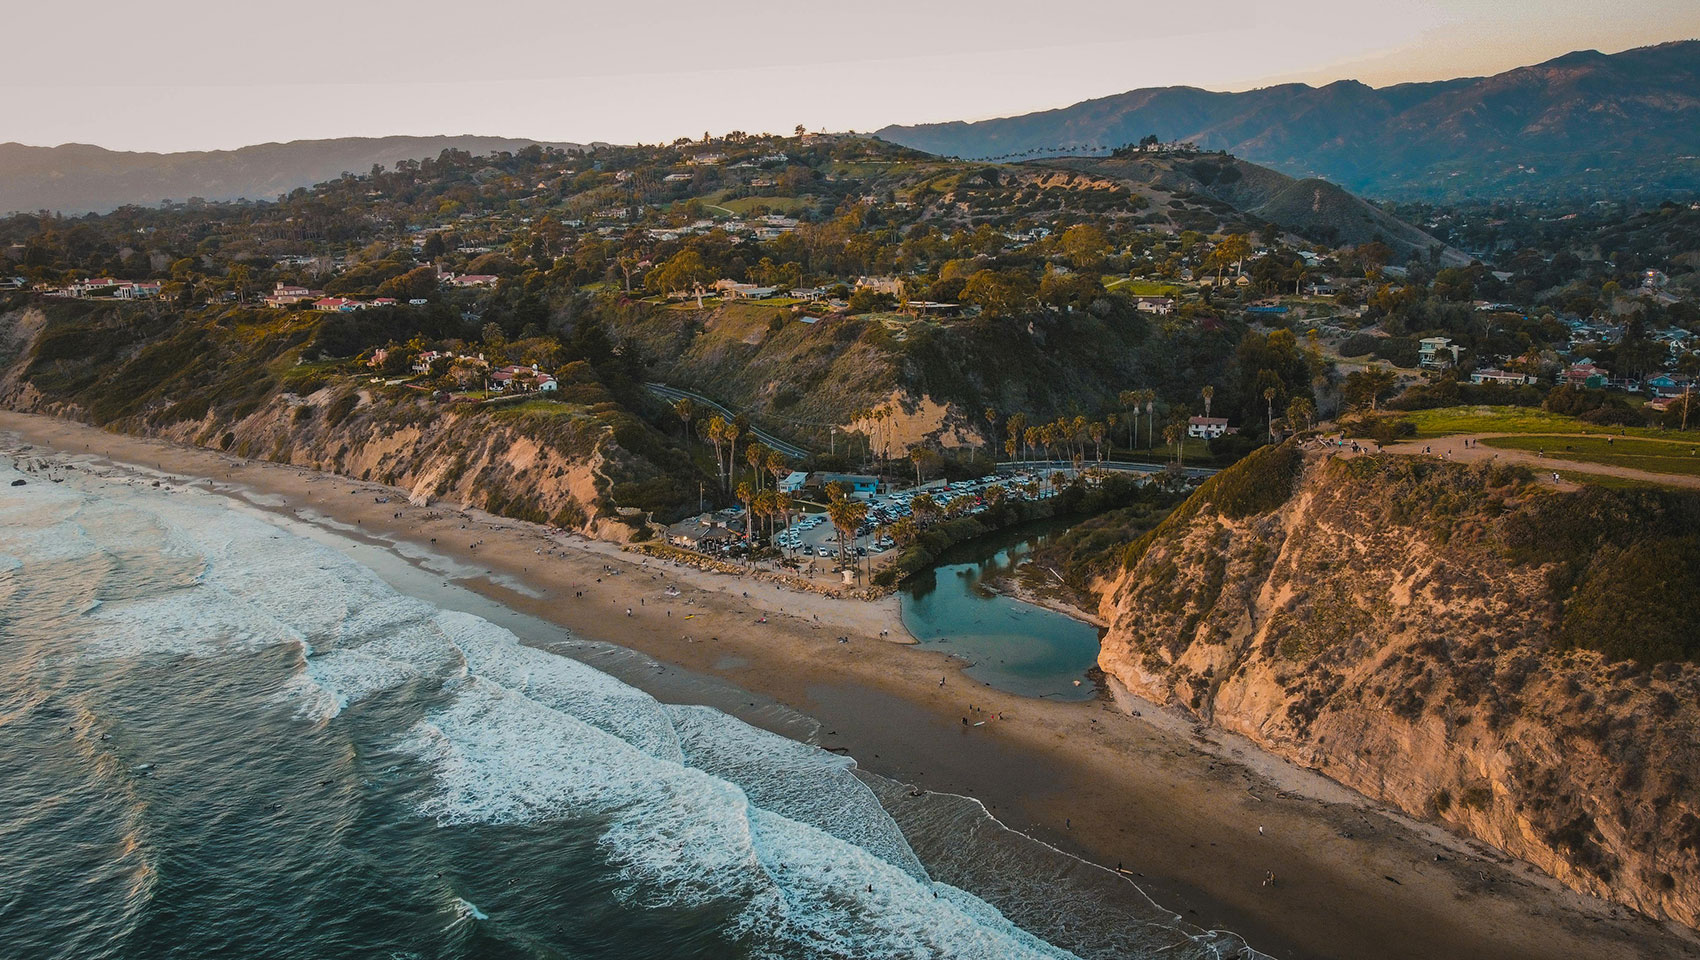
[9,450,1095,958]
[404,678,1077,960]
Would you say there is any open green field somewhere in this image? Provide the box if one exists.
[1106,279,1182,297]
[713,195,812,216]
[1402,406,1681,441]
[1482,434,1700,478]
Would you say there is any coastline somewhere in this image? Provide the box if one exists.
[4,409,1694,960]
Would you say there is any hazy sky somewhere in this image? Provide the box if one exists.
[6,0,1697,153]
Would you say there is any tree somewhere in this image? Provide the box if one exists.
[1118,390,1141,448]
[1286,396,1316,432]
[909,446,927,487]
[1214,234,1251,281]
[961,269,1036,318]
[673,398,696,443]
[1201,384,1214,418]
[827,491,867,568]
[910,493,940,525]
[737,482,756,542]
[702,416,729,489]
[745,441,770,490]
[646,249,710,298]
[1264,386,1278,439]
[1343,365,1398,412]
[1059,224,1110,272]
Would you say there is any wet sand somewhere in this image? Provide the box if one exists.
[3,409,1694,960]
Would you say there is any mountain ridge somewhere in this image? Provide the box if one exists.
[877,41,1700,200]
[0,135,587,216]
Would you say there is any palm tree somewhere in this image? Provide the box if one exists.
[909,446,926,488]
[703,416,728,489]
[744,441,769,490]
[1164,422,1184,466]
[673,398,696,442]
[736,481,756,542]
[1118,390,1141,448]
[984,407,999,459]
[765,450,789,492]
[1143,392,1157,453]
[910,493,939,525]
[1264,386,1278,439]
[772,490,792,540]
[1201,385,1214,418]
[1006,412,1028,460]
[827,494,867,569]
[752,489,776,541]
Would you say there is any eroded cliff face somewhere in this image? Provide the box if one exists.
[0,305,647,540]
[1097,448,1700,928]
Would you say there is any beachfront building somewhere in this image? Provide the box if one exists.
[665,516,732,551]
[810,473,879,498]
[777,471,810,494]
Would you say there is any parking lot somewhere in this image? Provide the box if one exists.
[771,470,1071,566]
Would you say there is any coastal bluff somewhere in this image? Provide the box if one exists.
[1096,444,1700,929]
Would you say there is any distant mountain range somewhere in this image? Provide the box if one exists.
[878,41,1700,201]
[0,136,583,216]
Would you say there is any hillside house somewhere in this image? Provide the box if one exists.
[313,297,360,312]
[489,364,556,393]
[854,276,902,296]
[1186,416,1231,439]
[1646,374,1691,397]
[1469,368,1536,386]
[448,274,499,288]
[265,283,318,307]
[1132,296,1175,315]
[1418,337,1460,368]
[113,281,162,299]
[1565,363,1610,389]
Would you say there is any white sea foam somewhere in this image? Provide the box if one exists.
[667,704,927,880]
[404,679,1077,959]
[9,451,1087,959]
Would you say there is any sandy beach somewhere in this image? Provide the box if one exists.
[3,408,1693,960]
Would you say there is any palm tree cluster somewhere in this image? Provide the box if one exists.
[824,483,868,569]
[1000,413,1117,467]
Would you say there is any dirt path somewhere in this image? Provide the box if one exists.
[1339,432,1700,490]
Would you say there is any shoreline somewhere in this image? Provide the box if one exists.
[4,409,1694,960]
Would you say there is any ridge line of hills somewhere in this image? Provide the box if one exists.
[0,135,588,216]
[876,40,1700,201]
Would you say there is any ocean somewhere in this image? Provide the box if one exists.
[0,449,1265,960]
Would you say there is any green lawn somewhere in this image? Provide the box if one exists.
[1402,406,1681,441]
[1481,435,1700,477]
[714,195,811,215]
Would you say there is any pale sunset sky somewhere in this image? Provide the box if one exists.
[6,0,1697,152]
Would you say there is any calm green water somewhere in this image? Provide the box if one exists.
[899,523,1103,701]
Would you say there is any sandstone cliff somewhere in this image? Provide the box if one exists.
[0,303,690,540]
[1097,445,1700,928]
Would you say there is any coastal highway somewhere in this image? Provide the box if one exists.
[643,382,811,459]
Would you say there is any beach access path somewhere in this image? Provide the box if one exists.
[2,409,1692,960]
